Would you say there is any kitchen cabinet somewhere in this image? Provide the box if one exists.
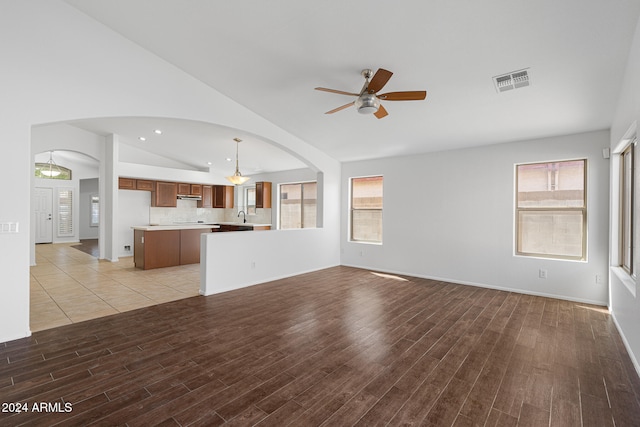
[118,177,154,191]
[134,227,215,269]
[179,228,208,265]
[198,185,213,208]
[118,177,136,190]
[256,181,272,209]
[177,183,191,195]
[213,185,234,208]
[136,180,154,191]
[190,184,202,196]
[152,181,178,207]
[134,229,180,270]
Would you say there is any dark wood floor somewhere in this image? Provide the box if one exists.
[1,266,640,426]
[70,239,99,257]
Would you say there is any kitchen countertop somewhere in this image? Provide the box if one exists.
[131,224,221,231]
[132,222,272,231]
[216,222,272,227]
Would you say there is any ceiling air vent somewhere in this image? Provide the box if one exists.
[493,69,530,93]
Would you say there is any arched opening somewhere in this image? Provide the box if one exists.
[29,116,326,331]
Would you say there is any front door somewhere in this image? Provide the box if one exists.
[34,187,53,244]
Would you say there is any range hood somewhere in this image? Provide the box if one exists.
[177,194,202,201]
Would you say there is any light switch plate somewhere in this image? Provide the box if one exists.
[0,222,19,233]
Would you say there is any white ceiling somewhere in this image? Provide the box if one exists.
[63,0,640,166]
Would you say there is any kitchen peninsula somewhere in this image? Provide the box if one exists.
[132,223,271,270]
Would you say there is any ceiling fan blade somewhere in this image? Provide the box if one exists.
[325,102,354,114]
[379,91,427,101]
[367,68,393,94]
[315,87,359,97]
[374,104,388,119]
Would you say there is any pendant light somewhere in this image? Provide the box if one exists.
[40,151,62,177]
[226,138,250,185]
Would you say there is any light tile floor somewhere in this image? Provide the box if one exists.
[30,242,200,332]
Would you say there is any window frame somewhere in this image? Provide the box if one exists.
[278,180,317,229]
[349,175,383,244]
[515,159,587,261]
[244,187,256,215]
[620,140,636,275]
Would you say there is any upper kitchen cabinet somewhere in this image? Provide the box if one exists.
[136,179,154,191]
[190,184,202,196]
[198,185,213,208]
[118,177,136,190]
[213,185,234,209]
[152,181,178,207]
[177,183,191,195]
[118,177,154,191]
[256,181,272,209]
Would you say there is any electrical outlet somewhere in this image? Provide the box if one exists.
[251,261,256,269]
[539,269,547,279]
[359,251,364,257]
[596,274,603,284]
[124,245,131,251]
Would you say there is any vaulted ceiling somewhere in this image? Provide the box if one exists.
[63,0,640,170]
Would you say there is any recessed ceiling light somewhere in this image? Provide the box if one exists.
[225,158,232,162]
[154,129,162,135]
[138,137,146,141]
[207,161,212,165]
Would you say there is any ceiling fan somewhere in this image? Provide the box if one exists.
[315,68,426,119]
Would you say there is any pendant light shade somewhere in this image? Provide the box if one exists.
[41,151,62,177]
[226,138,250,185]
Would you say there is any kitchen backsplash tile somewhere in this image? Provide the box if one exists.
[149,200,272,226]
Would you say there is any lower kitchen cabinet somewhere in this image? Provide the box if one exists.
[179,228,209,265]
[134,229,180,270]
[134,228,212,270]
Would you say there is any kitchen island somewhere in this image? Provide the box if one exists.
[131,223,271,270]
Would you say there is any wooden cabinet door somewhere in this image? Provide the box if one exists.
[143,230,180,270]
[136,180,154,191]
[118,177,136,190]
[256,181,272,208]
[198,185,213,208]
[180,229,208,265]
[213,185,225,208]
[224,186,234,208]
[190,184,202,196]
[177,183,191,195]
[153,182,177,207]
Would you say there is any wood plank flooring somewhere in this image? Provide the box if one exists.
[2,266,640,426]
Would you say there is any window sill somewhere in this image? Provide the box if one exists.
[349,240,382,246]
[611,266,636,298]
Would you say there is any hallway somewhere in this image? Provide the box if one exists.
[30,242,200,331]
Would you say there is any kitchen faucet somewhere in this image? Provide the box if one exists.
[237,210,247,223]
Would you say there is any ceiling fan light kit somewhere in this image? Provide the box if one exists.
[315,68,426,119]
[355,92,380,114]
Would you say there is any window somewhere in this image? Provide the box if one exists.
[35,163,72,180]
[90,195,99,227]
[620,141,635,274]
[350,176,383,243]
[516,160,586,260]
[58,188,73,237]
[279,182,317,229]
[245,187,256,215]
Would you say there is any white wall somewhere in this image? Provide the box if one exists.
[609,14,640,374]
[117,190,151,258]
[201,228,338,295]
[342,130,610,305]
[0,0,340,343]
